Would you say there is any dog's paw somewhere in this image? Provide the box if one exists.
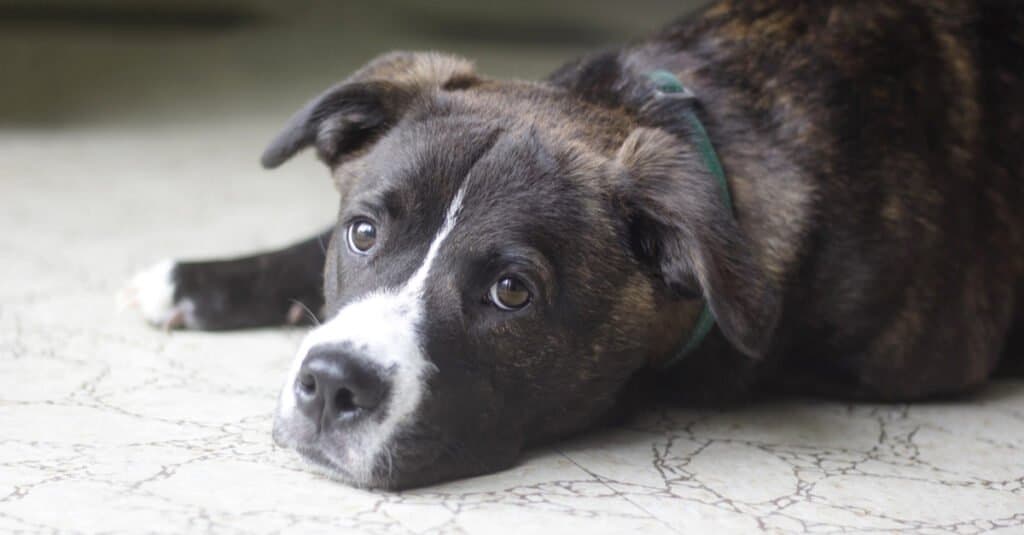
[117,259,195,330]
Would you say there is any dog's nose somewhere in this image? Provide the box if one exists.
[294,345,388,424]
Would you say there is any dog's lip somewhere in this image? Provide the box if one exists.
[292,443,361,482]
[273,410,387,486]
[272,420,358,481]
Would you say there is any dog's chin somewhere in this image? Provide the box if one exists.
[275,425,505,490]
[287,440,457,491]
[291,445,378,488]
[273,423,378,488]
[272,405,524,490]
[272,418,437,490]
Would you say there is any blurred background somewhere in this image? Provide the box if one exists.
[0,0,708,268]
[1,0,710,126]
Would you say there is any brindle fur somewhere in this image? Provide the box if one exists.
[162,0,1023,487]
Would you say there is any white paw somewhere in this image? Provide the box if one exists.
[117,259,193,330]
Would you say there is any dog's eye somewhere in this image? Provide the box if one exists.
[346,220,377,254]
[489,276,531,311]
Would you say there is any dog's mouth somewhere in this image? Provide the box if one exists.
[274,422,454,490]
[273,422,380,487]
[290,444,365,485]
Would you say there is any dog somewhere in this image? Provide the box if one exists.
[120,0,1024,489]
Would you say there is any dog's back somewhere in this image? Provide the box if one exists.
[607,0,1024,398]
[976,1,1024,374]
[976,0,1024,251]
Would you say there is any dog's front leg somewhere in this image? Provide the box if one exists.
[119,229,331,330]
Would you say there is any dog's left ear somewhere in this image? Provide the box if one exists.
[261,52,480,169]
[615,127,781,358]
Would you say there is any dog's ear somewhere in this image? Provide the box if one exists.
[615,127,780,358]
[547,50,627,108]
[261,52,480,169]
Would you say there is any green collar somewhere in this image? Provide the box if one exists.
[647,70,735,369]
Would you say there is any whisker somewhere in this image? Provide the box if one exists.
[383,445,395,483]
[317,231,330,254]
[289,299,322,326]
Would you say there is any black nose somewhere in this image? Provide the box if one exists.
[295,345,388,425]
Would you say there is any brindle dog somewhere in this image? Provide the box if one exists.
[123,0,1024,488]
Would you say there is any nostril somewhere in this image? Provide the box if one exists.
[297,345,388,422]
[297,372,316,396]
[333,388,358,415]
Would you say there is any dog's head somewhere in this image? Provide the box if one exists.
[266,52,779,489]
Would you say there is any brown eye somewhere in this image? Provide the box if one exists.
[346,220,377,254]
[489,276,531,311]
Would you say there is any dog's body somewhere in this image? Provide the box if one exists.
[123,0,1024,488]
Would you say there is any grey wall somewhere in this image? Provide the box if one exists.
[1,0,711,125]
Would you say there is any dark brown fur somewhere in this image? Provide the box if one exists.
[547,0,1024,401]
[155,0,1024,487]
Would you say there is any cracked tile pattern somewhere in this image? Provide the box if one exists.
[3,123,1024,535]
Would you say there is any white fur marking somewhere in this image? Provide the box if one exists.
[117,259,191,328]
[276,185,467,482]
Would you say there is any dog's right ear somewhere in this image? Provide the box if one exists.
[260,52,480,169]
[615,128,781,359]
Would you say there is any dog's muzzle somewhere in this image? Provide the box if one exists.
[271,287,437,485]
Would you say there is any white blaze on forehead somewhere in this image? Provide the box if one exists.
[276,184,467,480]
[398,184,466,299]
